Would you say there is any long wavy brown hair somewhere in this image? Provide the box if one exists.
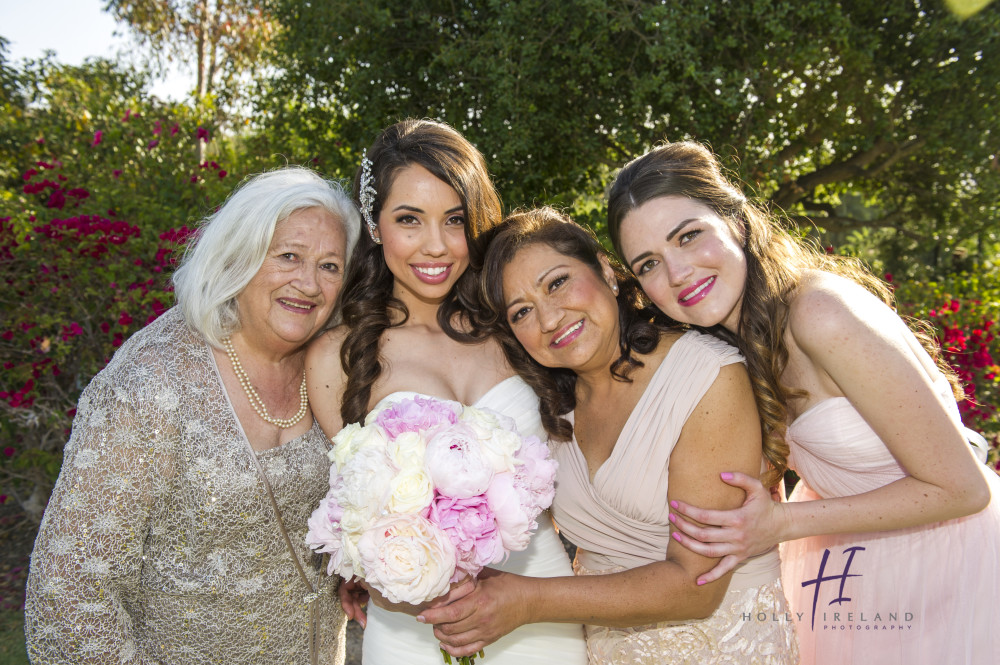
[479,207,677,441]
[606,141,958,488]
[339,119,503,425]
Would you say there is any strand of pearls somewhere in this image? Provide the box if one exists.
[222,337,308,428]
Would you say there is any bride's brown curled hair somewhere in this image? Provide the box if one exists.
[607,141,958,488]
[339,119,503,425]
[480,206,676,441]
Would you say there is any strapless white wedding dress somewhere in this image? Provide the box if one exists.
[361,376,588,665]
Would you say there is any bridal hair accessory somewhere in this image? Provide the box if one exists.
[359,150,380,244]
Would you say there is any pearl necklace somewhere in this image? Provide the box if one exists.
[222,337,308,429]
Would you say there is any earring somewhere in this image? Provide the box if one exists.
[612,284,619,295]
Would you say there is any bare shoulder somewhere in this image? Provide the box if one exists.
[787,270,897,356]
[307,326,350,370]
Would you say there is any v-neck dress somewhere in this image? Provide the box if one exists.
[551,331,798,664]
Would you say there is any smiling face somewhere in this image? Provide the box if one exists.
[501,242,621,376]
[375,164,470,308]
[235,206,347,352]
[618,195,747,333]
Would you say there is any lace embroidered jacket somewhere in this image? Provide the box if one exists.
[24,308,345,665]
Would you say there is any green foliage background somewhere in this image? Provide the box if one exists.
[2,0,999,521]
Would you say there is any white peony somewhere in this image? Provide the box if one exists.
[424,423,496,498]
[357,513,457,605]
[460,406,522,473]
[338,445,394,519]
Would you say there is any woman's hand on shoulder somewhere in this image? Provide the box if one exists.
[305,326,349,437]
[663,362,763,605]
[669,471,790,585]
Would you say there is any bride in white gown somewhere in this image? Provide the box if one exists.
[306,119,587,665]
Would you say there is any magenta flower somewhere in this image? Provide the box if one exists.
[147,139,159,149]
[196,126,210,142]
[153,120,162,135]
[113,169,122,179]
[218,170,227,178]
[170,123,180,136]
[91,130,103,147]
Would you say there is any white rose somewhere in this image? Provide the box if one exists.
[460,406,522,473]
[330,422,388,469]
[357,513,457,605]
[387,467,435,514]
[424,424,495,498]
[388,431,426,471]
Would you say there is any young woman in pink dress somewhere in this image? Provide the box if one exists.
[606,141,1000,664]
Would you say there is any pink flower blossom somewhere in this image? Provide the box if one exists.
[375,396,459,438]
[196,126,210,142]
[428,493,504,581]
[147,139,159,149]
[91,130,103,147]
[118,311,133,326]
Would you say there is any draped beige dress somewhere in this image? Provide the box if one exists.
[551,331,799,665]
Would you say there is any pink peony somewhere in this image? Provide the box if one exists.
[486,473,533,551]
[374,395,459,438]
[306,493,350,575]
[512,435,558,512]
[429,493,504,581]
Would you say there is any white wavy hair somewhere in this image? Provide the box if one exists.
[172,166,361,346]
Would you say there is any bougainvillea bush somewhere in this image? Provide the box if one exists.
[0,57,236,519]
[893,272,1000,468]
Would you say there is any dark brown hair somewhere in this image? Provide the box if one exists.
[607,141,957,487]
[480,206,676,441]
[339,119,503,425]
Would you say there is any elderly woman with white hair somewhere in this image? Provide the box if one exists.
[24,167,360,665]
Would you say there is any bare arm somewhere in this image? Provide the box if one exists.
[420,362,763,656]
[305,326,349,436]
[670,275,990,581]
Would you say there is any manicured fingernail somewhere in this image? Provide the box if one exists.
[697,579,707,586]
[669,500,678,509]
[416,615,426,623]
[720,472,733,480]
[668,513,676,524]
[672,532,682,542]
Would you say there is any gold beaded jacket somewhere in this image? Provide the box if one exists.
[24,308,344,664]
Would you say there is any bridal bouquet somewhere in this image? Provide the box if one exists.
[306,395,557,656]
